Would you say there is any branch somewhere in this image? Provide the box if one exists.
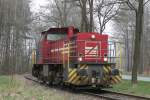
[88,0,91,5]
[104,1,126,6]
[144,0,150,5]
[97,1,121,33]
[78,0,83,9]
[126,0,137,12]
[79,0,82,7]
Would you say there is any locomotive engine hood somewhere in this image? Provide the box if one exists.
[71,32,108,64]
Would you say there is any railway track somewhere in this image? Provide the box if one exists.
[24,74,150,100]
[104,90,150,100]
[81,87,150,100]
[82,90,150,100]
[24,74,39,83]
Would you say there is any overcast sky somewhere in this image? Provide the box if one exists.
[30,0,48,12]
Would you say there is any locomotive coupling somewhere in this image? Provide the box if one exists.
[111,69,120,76]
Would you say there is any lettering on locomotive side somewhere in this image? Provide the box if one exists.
[50,43,73,53]
[51,48,63,52]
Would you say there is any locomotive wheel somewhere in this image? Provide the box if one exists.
[32,67,38,77]
[46,71,55,86]
[37,72,45,84]
[48,78,53,86]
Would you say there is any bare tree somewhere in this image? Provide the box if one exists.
[39,0,81,28]
[123,0,150,84]
[96,0,120,34]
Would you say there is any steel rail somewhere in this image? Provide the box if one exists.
[82,90,150,100]
[82,92,118,100]
[103,90,150,100]
[24,74,39,83]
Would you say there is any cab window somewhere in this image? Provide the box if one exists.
[47,34,66,40]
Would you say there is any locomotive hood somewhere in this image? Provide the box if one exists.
[76,32,108,41]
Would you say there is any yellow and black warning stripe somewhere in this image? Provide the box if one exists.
[102,65,122,84]
[68,69,77,83]
[103,66,111,74]
[67,64,88,85]
[80,64,88,69]
[111,75,122,84]
[110,72,122,84]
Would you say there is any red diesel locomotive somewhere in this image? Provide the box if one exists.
[32,26,121,87]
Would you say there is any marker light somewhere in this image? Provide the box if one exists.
[104,57,108,62]
[91,35,95,39]
[78,57,83,61]
[91,78,96,83]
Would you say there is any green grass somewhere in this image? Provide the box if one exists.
[0,76,20,92]
[109,80,150,97]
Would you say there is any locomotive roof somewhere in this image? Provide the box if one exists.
[41,27,79,34]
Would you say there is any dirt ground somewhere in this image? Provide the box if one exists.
[0,75,102,100]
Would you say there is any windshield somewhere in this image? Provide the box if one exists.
[47,34,66,40]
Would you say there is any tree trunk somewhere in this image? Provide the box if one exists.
[89,0,93,32]
[80,0,89,32]
[125,29,130,72]
[132,0,144,84]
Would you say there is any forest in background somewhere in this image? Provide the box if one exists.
[0,0,32,74]
[0,0,150,84]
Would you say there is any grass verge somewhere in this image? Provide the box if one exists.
[109,80,150,97]
[0,75,66,100]
[0,75,91,100]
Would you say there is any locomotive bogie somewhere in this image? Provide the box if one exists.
[32,63,121,87]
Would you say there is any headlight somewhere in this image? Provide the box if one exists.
[78,57,82,61]
[91,78,96,83]
[104,57,108,61]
